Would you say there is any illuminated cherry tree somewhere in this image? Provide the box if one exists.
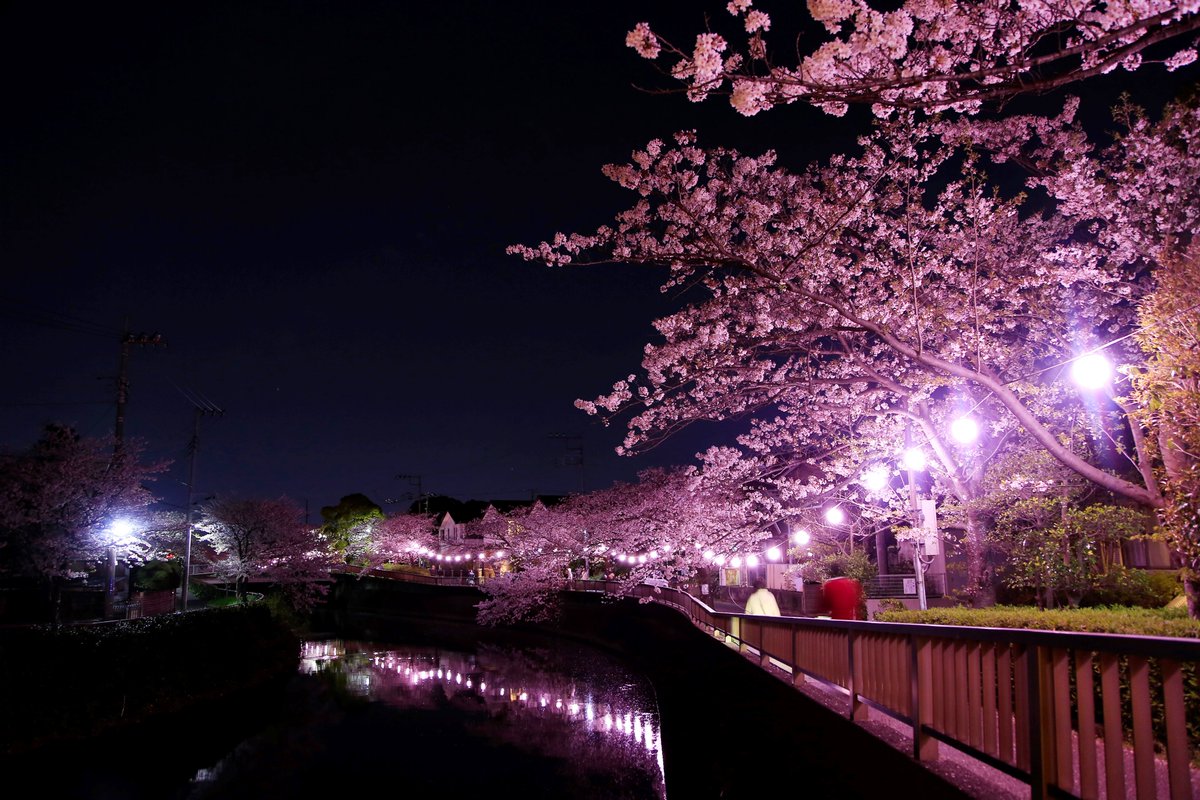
[625,1,1198,116]
[363,511,438,569]
[196,496,337,611]
[0,425,166,621]
[511,92,1199,600]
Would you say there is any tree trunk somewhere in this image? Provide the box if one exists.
[964,508,994,606]
[1186,575,1200,619]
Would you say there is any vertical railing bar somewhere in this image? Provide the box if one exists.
[999,644,1015,766]
[983,643,998,758]
[1129,654,1155,800]
[1099,651,1126,800]
[968,641,983,749]
[1023,644,1048,799]
[956,639,970,740]
[1074,650,1098,800]
[1160,658,1191,800]
[1052,647,1074,794]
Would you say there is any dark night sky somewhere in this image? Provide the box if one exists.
[0,1,844,516]
[3,2,1191,518]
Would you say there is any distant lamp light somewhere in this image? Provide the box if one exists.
[824,506,846,525]
[702,549,715,561]
[1071,352,1113,390]
[950,416,980,444]
[713,554,727,566]
[862,466,889,492]
[730,556,743,569]
[765,546,781,561]
[791,529,810,546]
[746,554,760,568]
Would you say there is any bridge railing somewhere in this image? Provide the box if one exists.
[630,583,1199,800]
[356,569,1199,800]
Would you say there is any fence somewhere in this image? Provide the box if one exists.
[358,569,1200,799]
[636,583,1199,800]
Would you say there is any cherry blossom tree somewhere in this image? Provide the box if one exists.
[510,94,1199,601]
[1129,242,1200,612]
[625,1,1198,117]
[0,425,167,622]
[365,510,438,569]
[195,496,336,612]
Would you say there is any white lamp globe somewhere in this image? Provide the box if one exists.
[861,465,889,492]
[902,447,927,472]
[824,506,846,525]
[950,416,980,444]
[1071,352,1113,390]
[791,529,810,546]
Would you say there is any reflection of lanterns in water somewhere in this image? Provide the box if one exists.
[313,640,665,792]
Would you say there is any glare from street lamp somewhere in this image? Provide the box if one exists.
[824,506,846,525]
[862,465,889,492]
[766,546,781,561]
[950,416,980,444]
[1071,352,1113,390]
[107,518,136,545]
[902,447,927,472]
[791,528,810,546]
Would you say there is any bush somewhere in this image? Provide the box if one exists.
[1083,567,1180,608]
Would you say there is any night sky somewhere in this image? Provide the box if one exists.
[0,1,834,516]
[3,2,1190,518]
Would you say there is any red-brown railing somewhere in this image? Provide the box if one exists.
[631,583,1200,800]
[358,570,1200,800]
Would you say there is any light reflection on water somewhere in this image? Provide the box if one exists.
[188,638,668,799]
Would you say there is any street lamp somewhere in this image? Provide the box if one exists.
[104,519,137,618]
[1070,352,1113,390]
[950,416,980,444]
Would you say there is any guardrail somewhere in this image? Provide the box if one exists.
[355,569,1199,799]
[634,583,1199,800]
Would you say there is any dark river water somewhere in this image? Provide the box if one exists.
[25,630,668,799]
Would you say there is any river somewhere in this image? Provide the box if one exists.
[17,627,668,800]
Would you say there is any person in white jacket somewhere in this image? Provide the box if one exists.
[744,577,781,616]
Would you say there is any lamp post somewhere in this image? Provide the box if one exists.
[104,519,136,618]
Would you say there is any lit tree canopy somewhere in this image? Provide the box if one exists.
[0,425,166,583]
[511,98,1197,502]
[196,496,336,612]
[626,1,1199,116]
[510,96,1199,598]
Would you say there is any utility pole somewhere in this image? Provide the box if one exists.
[396,473,424,514]
[106,320,165,617]
[112,320,166,457]
[179,390,223,613]
[550,433,587,576]
[548,433,584,492]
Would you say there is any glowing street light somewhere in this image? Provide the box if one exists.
[824,506,846,526]
[1070,352,1113,390]
[790,528,810,546]
[902,446,926,472]
[950,416,980,444]
[861,465,889,492]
